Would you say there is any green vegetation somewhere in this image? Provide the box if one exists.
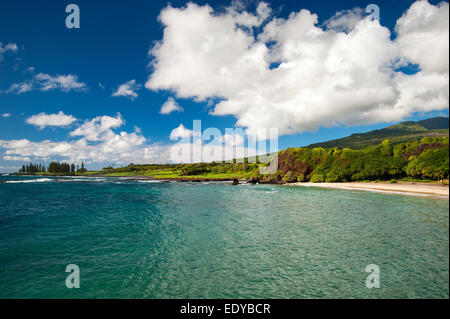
[308,117,449,150]
[277,137,448,183]
[101,162,259,180]
[95,136,449,184]
[18,163,46,174]
[17,161,87,176]
[405,147,449,180]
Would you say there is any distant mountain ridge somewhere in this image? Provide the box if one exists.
[416,117,449,130]
[308,117,449,149]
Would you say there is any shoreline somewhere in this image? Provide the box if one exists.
[11,173,243,182]
[7,174,449,199]
[287,181,449,199]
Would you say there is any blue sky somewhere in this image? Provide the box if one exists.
[0,0,448,171]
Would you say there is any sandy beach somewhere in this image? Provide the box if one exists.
[287,181,449,198]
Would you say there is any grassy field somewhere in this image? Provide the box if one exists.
[101,165,255,180]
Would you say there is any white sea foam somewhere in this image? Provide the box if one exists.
[6,178,53,183]
[137,180,162,183]
[3,177,110,184]
[72,177,106,181]
[52,178,104,183]
[66,176,90,179]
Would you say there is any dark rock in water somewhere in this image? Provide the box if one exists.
[232,178,239,185]
[247,177,259,184]
[0,181,6,183]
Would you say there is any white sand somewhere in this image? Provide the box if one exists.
[287,182,449,198]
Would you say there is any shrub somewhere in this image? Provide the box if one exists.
[282,171,297,183]
[181,164,210,176]
[406,147,449,180]
[310,173,324,183]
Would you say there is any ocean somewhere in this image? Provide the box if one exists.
[0,175,448,298]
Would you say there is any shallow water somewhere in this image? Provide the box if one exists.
[0,176,448,298]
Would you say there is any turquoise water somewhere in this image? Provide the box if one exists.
[0,175,448,298]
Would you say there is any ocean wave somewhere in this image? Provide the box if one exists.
[3,177,110,184]
[66,176,92,179]
[6,178,53,184]
[137,180,162,183]
[38,178,107,183]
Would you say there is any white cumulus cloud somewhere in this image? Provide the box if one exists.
[395,0,449,74]
[7,82,33,94]
[146,0,449,138]
[112,79,141,100]
[1,115,272,165]
[70,113,124,141]
[35,73,86,92]
[3,155,31,162]
[0,42,18,61]
[323,7,364,33]
[160,97,183,114]
[8,73,87,94]
[0,114,171,165]
[26,111,77,129]
[170,123,194,139]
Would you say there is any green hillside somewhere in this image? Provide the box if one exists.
[308,117,449,149]
[418,117,450,130]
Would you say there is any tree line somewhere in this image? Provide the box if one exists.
[19,163,46,174]
[267,136,449,183]
[18,161,86,175]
